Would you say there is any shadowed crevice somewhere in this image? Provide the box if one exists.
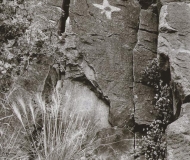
[138,0,157,9]
[58,0,70,35]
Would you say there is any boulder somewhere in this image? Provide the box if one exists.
[158,2,190,115]
[158,3,190,159]
[166,109,190,160]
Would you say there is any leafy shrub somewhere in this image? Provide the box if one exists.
[142,120,166,160]
[154,81,173,125]
[141,58,161,87]
[0,0,65,93]
[0,0,29,93]
[141,58,173,160]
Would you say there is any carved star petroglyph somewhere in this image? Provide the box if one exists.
[93,0,121,19]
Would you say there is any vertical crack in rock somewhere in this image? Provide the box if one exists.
[73,0,140,127]
[42,5,111,132]
[58,0,70,35]
[158,2,190,159]
[133,1,158,126]
[158,2,190,116]
[132,4,140,157]
[133,1,159,159]
[69,0,141,158]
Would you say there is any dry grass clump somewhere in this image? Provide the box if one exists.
[0,122,23,159]
[0,112,29,160]
[1,90,98,160]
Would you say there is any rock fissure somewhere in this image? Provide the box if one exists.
[3,0,190,159]
[139,28,158,34]
[157,1,190,159]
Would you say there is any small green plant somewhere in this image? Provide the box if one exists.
[142,120,166,160]
[141,58,173,160]
[154,81,173,125]
[141,58,161,87]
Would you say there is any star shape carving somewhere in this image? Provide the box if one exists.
[93,0,121,19]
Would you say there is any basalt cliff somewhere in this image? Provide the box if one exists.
[1,0,190,159]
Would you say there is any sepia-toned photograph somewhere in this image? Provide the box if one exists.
[0,0,189,159]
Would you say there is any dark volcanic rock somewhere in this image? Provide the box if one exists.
[158,2,190,159]
[70,0,141,127]
[158,2,190,115]
[133,7,158,125]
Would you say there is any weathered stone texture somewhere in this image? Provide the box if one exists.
[166,111,190,160]
[94,128,134,159]
[139,9,158,33]
[7,1,61,101]
[159,3,190,160]
[134,84,157,125]
[47,0,62,7]
[180,103,190,117]
[70,0,141,126]
[133,7,158,125]
[59,80,110,129]
[158,2,190,115]
[160,0,190,5]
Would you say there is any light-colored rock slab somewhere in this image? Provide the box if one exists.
[160,0,190,5]
[166,113,190,160]
[59,79,111,129]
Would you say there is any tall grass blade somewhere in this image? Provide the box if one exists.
[12,103,25,128]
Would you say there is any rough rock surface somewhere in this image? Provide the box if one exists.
[180,103,190,117]
[6,0,190,159]
[133,6,158,125]
[70,0,141,127]
[8,0,111,131]
[160,0,190,5]
[158,2,190,160]
[166,103,190,160]
[95,127,134,159]
[58,79,110,129]
[47,0,62,6]
[158,2,190,116]
[7,2,60,102]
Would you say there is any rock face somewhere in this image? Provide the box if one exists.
[5,0,161,158]
[70,0,141,127]
[58,79,110,129]
[7,2,61,103]
[133,5,158,125]
[158,1,190,159]
[5,0,190,159]
[158,2,190,116]
[166,103,190,160]
[8,0,111,131]
[160,0,190,5]
[95,127,135,160]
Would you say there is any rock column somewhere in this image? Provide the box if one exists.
[158,1,190,159]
